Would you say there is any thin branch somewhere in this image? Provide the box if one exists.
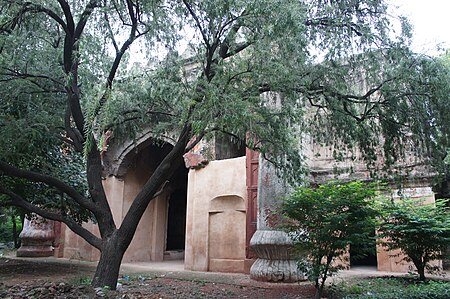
[57,0,75,33]
[0,68,65,86]
[112,0,127,26]
[305,17,363,36]
[218,10,249,59]
[182,0,210,48]
[0,188,102,250]
[64,104,84,152]
[185,130,206,153]
[105,0,139,88]
[74,0,101,39]
[30,2,68,32]
[104,7,119,53]
[55,134,75,146]
[0,160,98,213]
[152,180,169,198]
[223,41,254,59]
[118,124,191,247]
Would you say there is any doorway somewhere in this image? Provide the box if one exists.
[164,163,188,260]
[350,230,377,267]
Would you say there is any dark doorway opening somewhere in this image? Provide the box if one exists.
[164,162,188,261]
[166,188,187,251]
[215,134,245,160]
[350,231,377,267]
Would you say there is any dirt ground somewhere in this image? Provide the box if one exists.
[0,257,316,298]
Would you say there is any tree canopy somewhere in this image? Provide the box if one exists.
[0,0,449,288]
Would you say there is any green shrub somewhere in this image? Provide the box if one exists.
[282,181,379,299]
[0,214,22,244]
[328,277,450,299]
[377,198,450,281]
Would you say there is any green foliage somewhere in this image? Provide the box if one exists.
[74,276,93,286]
[1,0,448,193]
[0,0,449,289]
[328,277,450,299]
[282,181,379,298]
[0,210,21,244]
[377,197,450,281]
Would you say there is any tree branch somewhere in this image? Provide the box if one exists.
[305,17,363,36]
[30,2,68,32]
[105,0,138,88]
[0,68,65,87]
[0,188,102,250]
[118,124,191,250]
[0,160,98,213]
[74,0,101,40]
[64,105,84,152]
[182,0,210,48]
[57,0,75,33]
[104,7,119,53]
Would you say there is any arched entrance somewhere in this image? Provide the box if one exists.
[114,140,188,263]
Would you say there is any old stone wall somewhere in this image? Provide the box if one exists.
[184,156,248,273]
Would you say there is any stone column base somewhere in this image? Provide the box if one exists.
[17,244,53,257]
[250,258,304,282]
[17,215,54,258]
[250,230,305,282]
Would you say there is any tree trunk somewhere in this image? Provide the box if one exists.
[417,265,426,281]
[412,257,426,281]
[91,234,125,289]
[314,290,321,299]
[12,214,18,248]
[314,279,322,299]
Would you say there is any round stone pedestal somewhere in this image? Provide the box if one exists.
[17,215,54,257]
[250,230,304,282]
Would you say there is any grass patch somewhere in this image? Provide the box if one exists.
[72,276,92,285]
[328,277,450,299]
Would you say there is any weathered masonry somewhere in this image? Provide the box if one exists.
[19,128,444,280]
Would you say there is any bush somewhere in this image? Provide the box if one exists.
[0,212,22,244]
[328,277,450,299]
[377,198,450,281]
[282,181,379,299]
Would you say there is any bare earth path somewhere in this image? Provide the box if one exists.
[0,257,316,298]
[3,255,446,298]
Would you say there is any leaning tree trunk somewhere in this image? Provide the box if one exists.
[417,264,426,281]
[92,233,125,289]
[412,257,426,281]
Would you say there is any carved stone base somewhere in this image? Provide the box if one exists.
[17,244,53,257]
[17,215,54,257]
[250,230,305,282]
[250,258,303,282]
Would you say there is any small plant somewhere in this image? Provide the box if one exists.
[282,181,379,299]
[76,276,92,285]
[377,197,450,281]
[94,285,111,297]
[328,277,450,299]
[0,207,22,247]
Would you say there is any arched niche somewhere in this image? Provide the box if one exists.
[208,195,246,269]
[209,195,246,213]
